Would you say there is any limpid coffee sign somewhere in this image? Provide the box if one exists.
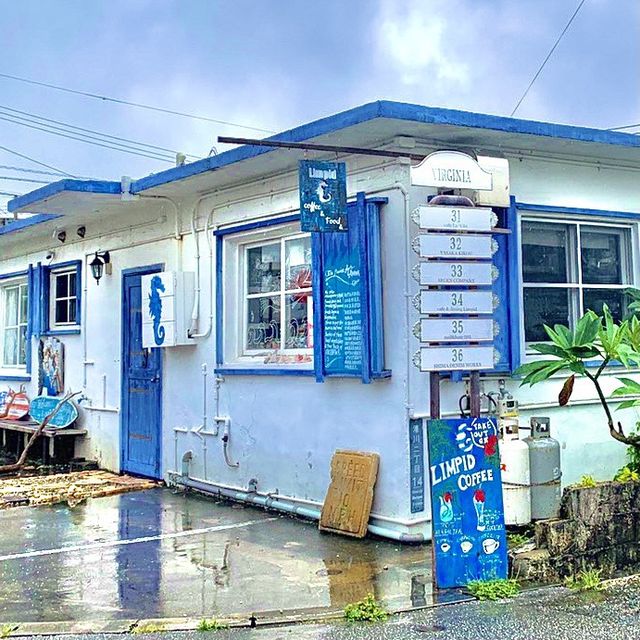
[427,417,507,589]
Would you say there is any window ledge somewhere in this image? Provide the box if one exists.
[215,366,315,377]
[0,371,30,382]
[42,328,81,336]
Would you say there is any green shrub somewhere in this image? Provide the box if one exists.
[467,578,520,601]
[507,533,529,548]
[344,594,388,622]
[576,474,597,488]
[565,568,604,592]
[614,465,640,483]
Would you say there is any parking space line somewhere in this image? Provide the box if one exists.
[0,517,278,562]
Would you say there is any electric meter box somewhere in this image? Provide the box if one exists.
[141,271,195,348]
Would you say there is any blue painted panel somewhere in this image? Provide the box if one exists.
[409,418,425,513]
[299,160,347,232]
[491,209,510,372]
[427,417,507,589]
[29,396,78,428]
[121,267,163,479]
[506,197,522,372]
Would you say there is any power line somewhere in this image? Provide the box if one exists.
[0,114,176,163]
[511,0,587,117]
[0,104,200,159]
[608,123,640,132]
[0,175,52,184]
[0,144,74,177]
[0,190,19,197]
[0,164,82,177]
[0,71,276,134]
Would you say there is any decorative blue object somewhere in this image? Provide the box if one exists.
[427,417,508,589]
[299,160,347,232]
[409,418,425,513]
[148,275,165,346]
[29,395,78,429]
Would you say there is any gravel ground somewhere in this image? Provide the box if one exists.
[10,578,640,640]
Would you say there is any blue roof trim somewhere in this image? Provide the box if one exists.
[0,213,61,236]
[7,179,120,213]
[130,100,640,195]
[130,102,383,193]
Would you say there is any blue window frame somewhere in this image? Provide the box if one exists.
[214,193,388,381]
[41,260,82,336]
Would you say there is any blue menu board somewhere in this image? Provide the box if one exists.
[426,417,507,589]
[312,193,371,381]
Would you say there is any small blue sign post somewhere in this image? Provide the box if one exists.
[427,417,507,589]
[299,160,347,232]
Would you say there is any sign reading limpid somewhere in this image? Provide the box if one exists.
[299,160,348,232]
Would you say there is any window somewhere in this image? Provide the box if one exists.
[48,267,79,330]
[1,280,28,368]
[243,234,313,360]
[522,219,633,343]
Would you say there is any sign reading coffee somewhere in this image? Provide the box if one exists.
[427,417,508,588]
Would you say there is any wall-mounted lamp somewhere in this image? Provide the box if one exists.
[90,251,111,285]
[56,229,66,243]
[77,226,86,238]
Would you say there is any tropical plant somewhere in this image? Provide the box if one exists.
[516,305,640,452]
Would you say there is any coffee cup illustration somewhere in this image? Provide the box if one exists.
[482,538,499,554]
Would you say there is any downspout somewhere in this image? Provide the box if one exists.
[188,200,215,339]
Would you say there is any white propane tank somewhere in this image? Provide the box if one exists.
[497,397,531,525]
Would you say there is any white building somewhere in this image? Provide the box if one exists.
[1,101,639,541]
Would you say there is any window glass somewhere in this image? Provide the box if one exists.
[524,288,572,342]
[583,289,627,322]
[285,293,312,349]
[247,244,281,294]
[52,271,78,326]
[581,228,625,284]
[246,296,281,350]
[522,221,571,283]
[285,236,312,290]
[1,282,28,367]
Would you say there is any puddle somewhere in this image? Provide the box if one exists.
[0,488,452,623]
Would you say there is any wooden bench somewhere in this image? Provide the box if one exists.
[0,419,87,461]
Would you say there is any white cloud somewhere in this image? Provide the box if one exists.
[375,0,470,87]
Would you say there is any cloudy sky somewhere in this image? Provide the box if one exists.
[1,0,638,210]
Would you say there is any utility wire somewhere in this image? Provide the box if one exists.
[0,144,74,177]
[511,0,587,117]
[0,164,87,178]
[0,104,200,159]
[0,114,175,163]
[0,175,52,184]
[0,190,19,197]
[0,71,276,134]
[608,123,640,132]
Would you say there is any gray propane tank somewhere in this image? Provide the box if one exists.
[523,417,562,520]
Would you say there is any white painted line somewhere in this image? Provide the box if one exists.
[0,517,278,562]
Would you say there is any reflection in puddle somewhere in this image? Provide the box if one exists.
[0,488,465,623]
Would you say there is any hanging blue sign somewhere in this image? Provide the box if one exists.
[426,417,507,589]
[299,160,347,232]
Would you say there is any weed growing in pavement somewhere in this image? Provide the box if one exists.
[576,474,597,488]
[197,618,228,631]
[565,568,604,592]
[344,594,389,622]
[467,578,520,601]
[0,625,16,638]
[132,622,166,634]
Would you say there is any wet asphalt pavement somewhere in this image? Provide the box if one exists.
[0,487,440,624]
[8,581,640,639]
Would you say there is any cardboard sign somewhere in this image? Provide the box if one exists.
[320,450,379,538]
[427,417,508,588]
[299,160,347,232]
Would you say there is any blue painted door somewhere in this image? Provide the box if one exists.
[121,268,162,479]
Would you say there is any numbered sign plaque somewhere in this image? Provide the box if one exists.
[413,262,494,286]
[416,346,495,372]
[413,234,494,259]
[417,290,494,315]
[417,318,494,343]
[412,205,495,232]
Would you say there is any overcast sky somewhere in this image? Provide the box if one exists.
[1,0,638,209]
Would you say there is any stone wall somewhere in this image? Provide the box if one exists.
[512,481,640,581]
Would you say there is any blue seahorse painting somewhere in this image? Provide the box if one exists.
[148,275,166,346]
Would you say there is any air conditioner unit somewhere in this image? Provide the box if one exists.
[141,271,195,348]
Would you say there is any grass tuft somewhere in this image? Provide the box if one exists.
[565,568,604,592]
[197,618,228,632]
[467,578,520,601]
[132,622,166,634]
[344,594,389,622]
[576,474,597,488]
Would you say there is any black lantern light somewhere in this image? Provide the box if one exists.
[90,251,110,285]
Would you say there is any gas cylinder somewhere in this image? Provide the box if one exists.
[524,417,561,520]
[497,395,531,525]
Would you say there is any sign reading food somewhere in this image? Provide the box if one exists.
[426,417,507,588]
